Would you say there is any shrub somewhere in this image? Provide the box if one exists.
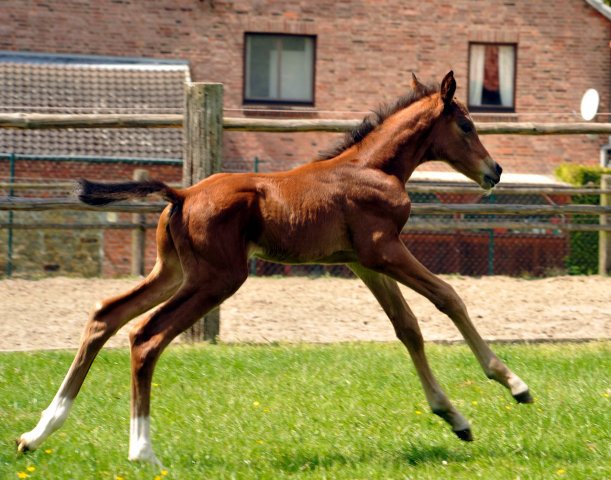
[554,163,611,274]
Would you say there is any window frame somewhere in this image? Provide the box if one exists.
[467,42,518,113]
[243,32,317,106]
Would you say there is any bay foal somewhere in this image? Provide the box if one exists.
[18,72,532,464]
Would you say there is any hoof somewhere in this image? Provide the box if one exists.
[14,438,31,454]
[454,428,474,442]
[513,390,534,404]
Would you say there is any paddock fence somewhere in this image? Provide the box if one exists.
[1,82,611,342]
[1,179,610,280]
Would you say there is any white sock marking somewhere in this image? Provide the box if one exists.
[19,394,74,450]
[508,374,529,396]
[129,416,161,466]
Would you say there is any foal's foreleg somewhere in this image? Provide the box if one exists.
[349,263,472,440]
[360,238,532,403]
[17,261,183,453]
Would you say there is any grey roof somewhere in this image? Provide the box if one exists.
[0,62,189,159]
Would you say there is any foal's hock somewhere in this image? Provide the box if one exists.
[17,72,531,465]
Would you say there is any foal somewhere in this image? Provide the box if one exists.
[18,72,532,464]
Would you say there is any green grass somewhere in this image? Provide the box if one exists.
[2,342,611,479]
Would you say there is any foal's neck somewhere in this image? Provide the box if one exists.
[358,97,441,185]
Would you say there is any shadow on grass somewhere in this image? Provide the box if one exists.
[269,441,472,473]
[394,443,471,466]
[272,448,379,473]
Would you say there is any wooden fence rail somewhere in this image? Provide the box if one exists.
[2,113,611,135]
[3,220,610,232]
[0,222,158,230]
[4,198,611,216]
[0,181,183,191]
[404,220,611,232]
[0,198,167,213]
[1,181,610,196]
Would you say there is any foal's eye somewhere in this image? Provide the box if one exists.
[460,122,473,134]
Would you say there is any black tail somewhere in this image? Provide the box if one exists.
[74,178,184,206]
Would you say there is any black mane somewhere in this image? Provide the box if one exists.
[315,82,439,161]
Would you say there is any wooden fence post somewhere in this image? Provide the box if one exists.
[183,82,223,343]
[600,174,611,275]
[131,169,149,276]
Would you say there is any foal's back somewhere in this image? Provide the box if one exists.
[181,158,409,265]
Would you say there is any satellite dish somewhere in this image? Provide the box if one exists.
[581,89,600,121]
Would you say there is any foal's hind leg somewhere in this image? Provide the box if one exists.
[126,269,247,465]
[17,221,183,453]
[349,263,472,440]
[359,237,532,403]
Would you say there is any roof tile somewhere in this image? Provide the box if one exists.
[0,62,187,159]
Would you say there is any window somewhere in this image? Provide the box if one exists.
[244,34,315,104]
[468,43,516,111]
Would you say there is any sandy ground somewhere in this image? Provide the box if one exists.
[0,275,610,351]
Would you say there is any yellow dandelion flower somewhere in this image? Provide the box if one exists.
[44,449,52,454]
[476,386,480,390]
[547,389,552,392]
[253,402,260,406]
[153,383,159,387]
[506,406,511,410]
[155,477,161,480]
[263,409,270,412]
[604,394,609,398]
[472,401,478,405]
[256,440,263,444]
[26,467,35,472]
[161,471,168,476]
[17,473,29,479]
[415,411,422,415]
[500,398,505,402]
[538,408,542,412]
[117,477,123,480]
[557,469,565,474]
[534,398,538,401]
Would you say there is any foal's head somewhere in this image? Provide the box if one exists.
[419,71,502,190]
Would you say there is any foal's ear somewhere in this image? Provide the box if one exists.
[411,73,425,94]
[440,70,456,106]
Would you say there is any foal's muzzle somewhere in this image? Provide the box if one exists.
[482,163,502,190]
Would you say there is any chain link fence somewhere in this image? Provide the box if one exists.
[0,157,602,279]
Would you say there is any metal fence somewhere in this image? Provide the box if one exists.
[0,156,607,280]
[245,191,598,279]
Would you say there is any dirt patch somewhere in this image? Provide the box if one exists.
[0,275,610,351]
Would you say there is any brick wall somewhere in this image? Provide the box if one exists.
[2,0,610,175]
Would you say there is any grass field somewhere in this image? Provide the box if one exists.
[1,342,611,479]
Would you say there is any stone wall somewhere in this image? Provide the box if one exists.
[0,210,105,278]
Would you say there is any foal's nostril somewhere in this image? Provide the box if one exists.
[496,163,503,177]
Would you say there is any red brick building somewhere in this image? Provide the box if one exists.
[1,0,610,277]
